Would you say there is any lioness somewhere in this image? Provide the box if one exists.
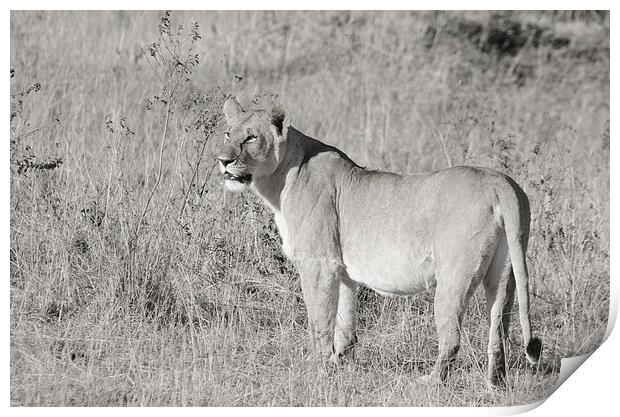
[217,97,542,387]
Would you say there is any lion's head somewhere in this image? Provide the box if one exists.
[217,97,290,192]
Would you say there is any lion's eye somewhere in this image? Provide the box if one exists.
[224,132,230,141]
[244,135,257,144]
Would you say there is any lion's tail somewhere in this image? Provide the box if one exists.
[497,177,542,365]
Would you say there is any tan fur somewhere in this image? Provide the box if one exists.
[217,98,541,386]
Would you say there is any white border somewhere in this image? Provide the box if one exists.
[3,1,617,11]
[4,2,617,415]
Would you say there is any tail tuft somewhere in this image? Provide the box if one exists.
[526,337,542,364]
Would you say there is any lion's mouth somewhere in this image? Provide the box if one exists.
[224,171,252,183]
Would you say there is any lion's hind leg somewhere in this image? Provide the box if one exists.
[425,282,465,382]
[483,235,516,388]
[423,234,497,384]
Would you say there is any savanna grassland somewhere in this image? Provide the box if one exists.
[10,11,609,406]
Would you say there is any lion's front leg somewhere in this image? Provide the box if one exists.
[334,276,357,359]
[298,258,344,363]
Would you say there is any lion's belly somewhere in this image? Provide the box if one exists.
[342,248,436,296]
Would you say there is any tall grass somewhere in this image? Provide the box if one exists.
[10,10,609,406]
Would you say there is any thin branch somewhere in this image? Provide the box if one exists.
[134,99,172,240]
[434,130,453,168]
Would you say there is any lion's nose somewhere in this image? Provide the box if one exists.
[217,156,236,167]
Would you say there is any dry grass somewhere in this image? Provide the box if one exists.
[10,10,609,406]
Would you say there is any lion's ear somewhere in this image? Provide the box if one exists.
[223,97,244,123]
[270,102,291,140]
